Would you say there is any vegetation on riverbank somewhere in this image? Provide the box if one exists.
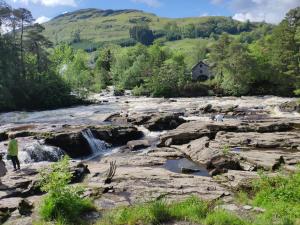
[97,168,300,225]
[38,157,94,224]
[36,157,299,225]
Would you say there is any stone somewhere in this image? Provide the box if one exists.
[181,167,200,174]
[18,199,33,216]
[127,140,150,151]
[217,204,239,211]
[279,101,300,113]
[243,205,252,210]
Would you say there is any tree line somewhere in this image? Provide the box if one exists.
[0,1,299,112]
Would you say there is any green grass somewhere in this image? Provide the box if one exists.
[205,210,248,225]
[164,38,214,68]
[97,196,209,225]
[251,169,300,225]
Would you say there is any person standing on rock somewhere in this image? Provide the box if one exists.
[7,134,20,171]
[0,155,7,185]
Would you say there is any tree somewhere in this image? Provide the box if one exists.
[13,8,34,76]
[129,24,154,46]
[25,23,52,73]
[221,41,257,96]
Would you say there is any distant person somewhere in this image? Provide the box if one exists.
[7,134,20,171]
[0,155,7,185]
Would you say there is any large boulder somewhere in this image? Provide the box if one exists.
[45,125,143,158]
[176,137,241,175]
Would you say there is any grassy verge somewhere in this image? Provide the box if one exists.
[97,168,300,225]
[97,196,246,225]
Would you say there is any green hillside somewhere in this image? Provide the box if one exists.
[43,8,261,49]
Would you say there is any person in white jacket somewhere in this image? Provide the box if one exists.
[0,155,7,185]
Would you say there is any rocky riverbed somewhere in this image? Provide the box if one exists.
[0,93,299,224]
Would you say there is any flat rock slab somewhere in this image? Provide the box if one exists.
[87,155,229,208]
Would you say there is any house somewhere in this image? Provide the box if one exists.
[191,61,213,81]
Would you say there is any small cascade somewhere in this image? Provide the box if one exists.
[20,143,64,163]
[81,129,109,156]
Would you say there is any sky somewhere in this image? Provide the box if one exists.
[6,0,300,24]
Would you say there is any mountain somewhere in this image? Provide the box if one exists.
[43,8,267,49]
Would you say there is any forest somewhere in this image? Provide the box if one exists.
[0,0,300,111]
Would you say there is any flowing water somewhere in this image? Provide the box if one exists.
[81,129,110,158]
[0,94,299,164]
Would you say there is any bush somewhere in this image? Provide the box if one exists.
[39,156,94,224]
[132,85,150,96]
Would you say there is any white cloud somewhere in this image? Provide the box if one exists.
[131,0,162,8]
[13,0,77,7]
[230,0,300,24]
[35,16,51,24]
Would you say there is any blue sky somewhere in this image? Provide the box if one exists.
[6,0,300,24]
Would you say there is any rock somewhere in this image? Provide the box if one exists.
[217,204,239,211]
[279,101,300,113]
[45,131,90,158]
[253,207,266,213]
[0,197,23,212]
[144,113,186,131]
[18,199,33,216]
[147,147,184,158]
[159,119,294,147]
[71,163,90,183]
[127,140,150,151]
[0,132,8,142]
[216,170,259,191]
[45,125,143,158]
[176,137,241,174]
[181,167,200,174]
[243,205,252,210]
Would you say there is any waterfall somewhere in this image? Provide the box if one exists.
[20,143,64,163]
[81,129,109,156]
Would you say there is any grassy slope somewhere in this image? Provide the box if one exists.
[165,38,214,68]
[43,8,234,47]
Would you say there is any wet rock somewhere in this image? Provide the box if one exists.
[279,101,300,113]
[181,167,200,174]
[45,131,89,158]
[45,125,143,158]
[143,113,186,131]
[127,140,150,151]
[0,132,8,142]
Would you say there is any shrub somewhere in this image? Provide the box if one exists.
[39,156,94,224]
